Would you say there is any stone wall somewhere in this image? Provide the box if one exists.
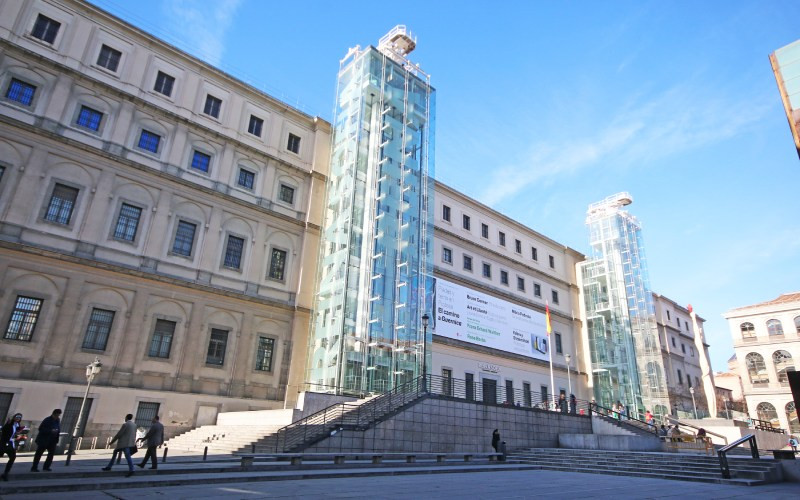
[304,395,592,453]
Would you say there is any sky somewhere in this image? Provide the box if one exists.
[87,0,800,373]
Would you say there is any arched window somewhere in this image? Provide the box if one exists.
[740,322,755,339]
[794,316,800,334]
[787,402,800,433]
[773,350,795,385]
[756,402,779,426]
[767,319,784,336]
[745,353,769,386]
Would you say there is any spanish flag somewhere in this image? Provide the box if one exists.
[545,302,552,336]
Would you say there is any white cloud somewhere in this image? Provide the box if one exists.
[479,83,773,206]
[163,0,242,66]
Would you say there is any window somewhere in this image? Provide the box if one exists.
[466,373,475,401]
[482,263,491,278]
[135,402,160,429]
[666,311,671,320]
[551,290,559,304]
[206,328,228,365]
[676,317,680,327]
[767,319,784,336]
[685,321,689,331]
[463,255,472,271]
[82,308,114,351]
[62,397,92,437]
[443,368,454,396]
[540,385,548,406]
[555,332,562,354]
[113,203,142,242]
[481,223,488,238]
[515,239,521,254]
[255,336,275,371]
[695,376,700,388]
[268,248,287,281]
[287,133,301,154]
[96,44,121,72]
[462,214,471,231]
[5,78,36,106]
[203,95,222,118]
[148,319,175,358]
[4,296,43,341]
[671,337,676,348]
[795,316,800,334]
[517,276,525,291]
[756,402,778,425]
[740,322,755,339]
[442,205,450,222]
[681,343,686,354]
[531,247,538,261]
[153,71,175,96]
[690,346,695,357]
[787,402,800,433]
[279,184,295,205]
[687,375,692,388]
[442,247,452,264]
[44,183,79,225]
[137,130,161,154]
[190,150,211,172]
[237,168,255,189]
[677,369,683,385]
[223,235,245,270]
[247,115,263,137]
[773,350,794,385]
[171,220,197,257]
[523,382,531,407]
[500,270,509,285]
[549,255,555,268]
[745,352,769,386]
[505,379,514,405]
[31,14,60,44]
[75,105,103,131]
[498,231,506,246]
[533,283,541,298]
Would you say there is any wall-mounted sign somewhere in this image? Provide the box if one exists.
[433,278,549,361]
[478,362,500,373]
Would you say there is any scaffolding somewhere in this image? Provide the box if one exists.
[578,193,671,419]
[305,27,435,396]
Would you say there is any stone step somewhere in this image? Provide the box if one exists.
[516,463,765,486]
[511,453,774,468]
[510,456,775,473]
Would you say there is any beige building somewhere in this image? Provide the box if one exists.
[0,0,330,438]
[652,294,714,418]
[431,182,588,405]
[724,292,800,433]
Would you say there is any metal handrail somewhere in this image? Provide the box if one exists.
[751,418,785,434]
[718,434,758,479]
[590,402,658,435]
[664,416,727,445]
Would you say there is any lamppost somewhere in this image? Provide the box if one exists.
[565,354,572,397]
[723,396,731,420]
[421,313,429,389]
[66,356,102,466]
[689,386,697,420]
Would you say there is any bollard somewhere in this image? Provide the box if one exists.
[203,446,208,461]
[91,437,97,450]
[162,446,168,463]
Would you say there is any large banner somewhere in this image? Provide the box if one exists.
[433,278,549,360]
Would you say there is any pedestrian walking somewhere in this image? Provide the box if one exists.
[102,413,137,477]
[558,393,568,413]
[659,424,668,437]
[137,415,164,470]
[788,436,798,454]
[569,394,577,415]
[1,413,24,481]
[31,409,62,472]
[491,429,500,452]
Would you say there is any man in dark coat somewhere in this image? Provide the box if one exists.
[137,415,164,469]
[31,409,62,472]
[1,413,24,481]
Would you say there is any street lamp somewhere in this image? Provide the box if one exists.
[565,354,572,398]
[724,397,731,420]
[421,313,429,389]
[689,386,697,420]
[66,356,102,466]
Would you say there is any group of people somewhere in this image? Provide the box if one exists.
[557,393,578,414]
[1,410,163,481]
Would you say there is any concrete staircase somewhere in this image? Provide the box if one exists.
[163,424,285,454]
[509,448,784,485]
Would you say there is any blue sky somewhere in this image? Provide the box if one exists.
[88,0,800,372]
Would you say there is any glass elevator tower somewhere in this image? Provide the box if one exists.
[306,26,435,395]
[578,193,670,418]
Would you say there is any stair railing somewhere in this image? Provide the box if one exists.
[589,402,658,435]
[718,434,758,479]
[664,416,727,445]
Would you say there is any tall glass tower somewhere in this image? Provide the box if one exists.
[578,193,670,418]
[306,26,435,396]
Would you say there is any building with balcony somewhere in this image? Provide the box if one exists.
[724,292,800,433]
[0,0,330,437]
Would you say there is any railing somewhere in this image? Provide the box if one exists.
[718,434,758,479]
[589,403,658,436]
[273,375,427,452]
[751,418,785,434]
[664,416,728,445]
